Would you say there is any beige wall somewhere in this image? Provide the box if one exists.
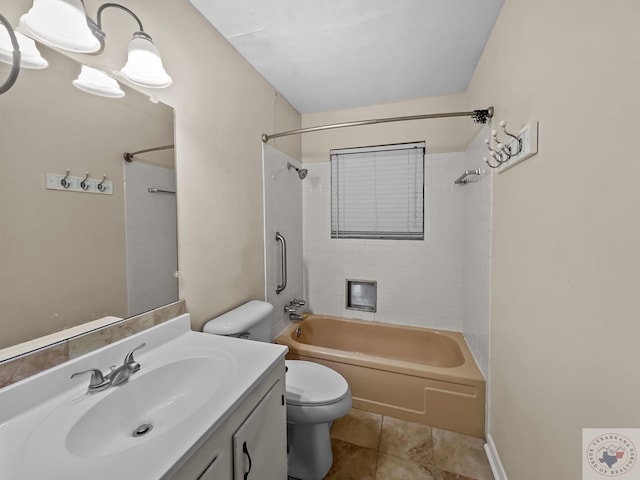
[0,0,301,340]
[467,0,640,478]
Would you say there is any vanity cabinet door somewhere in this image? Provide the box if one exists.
[232,380,287,480]
[170,429,232,480]
[197,449,231,480]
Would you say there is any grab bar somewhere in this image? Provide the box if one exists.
[147,188,176,194]
[454,169,481,184]
[275,232,287,294]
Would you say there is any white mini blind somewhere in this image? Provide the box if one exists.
[331,142,425,240]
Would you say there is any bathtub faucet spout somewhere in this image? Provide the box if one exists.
[289,313,304,322]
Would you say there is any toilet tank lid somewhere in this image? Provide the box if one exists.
[203,300,273,336]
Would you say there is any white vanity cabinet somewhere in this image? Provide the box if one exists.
[232,379,287,480]
[169,363,287,480]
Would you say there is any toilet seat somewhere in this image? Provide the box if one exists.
[285,360,350,406]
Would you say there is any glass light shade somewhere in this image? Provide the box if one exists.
[0,30,48,69]
[19,0,100,53]
[119,33,172,88]
[72,65,125,98]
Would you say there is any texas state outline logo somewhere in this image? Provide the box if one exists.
[583,429,638,478]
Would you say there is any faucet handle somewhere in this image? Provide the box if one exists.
[292,298,306,307]
[124,343,146,372]
[70,368,110,392]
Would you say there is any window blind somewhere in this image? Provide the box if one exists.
[331,142,425,240]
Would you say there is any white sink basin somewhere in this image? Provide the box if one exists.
[0,313,288,480]
[64,356,229,457]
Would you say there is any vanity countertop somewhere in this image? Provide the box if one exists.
[0,314,287,480]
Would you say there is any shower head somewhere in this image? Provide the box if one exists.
[287,162,308,180]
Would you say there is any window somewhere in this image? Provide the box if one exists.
[331,142,425,240]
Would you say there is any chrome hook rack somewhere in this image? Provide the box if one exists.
[45,171,113,195]
[483,120,539,171]
[483,121,523,168]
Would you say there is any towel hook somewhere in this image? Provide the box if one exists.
[60,170,71,189]
[496,121,523,156]
[484,139,510,163]
[484,120,523,168]
[80,172,90,191]
[483,155,502,169]
[97,174,107,192]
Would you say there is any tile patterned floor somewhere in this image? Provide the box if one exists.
[322,409,494,480]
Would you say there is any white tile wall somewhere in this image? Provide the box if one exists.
[124,162,178,316]
[461,126,492,379]
[302,153,466,331]
[263,145,304,338]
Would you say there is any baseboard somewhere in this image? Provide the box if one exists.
[484,434,508,480]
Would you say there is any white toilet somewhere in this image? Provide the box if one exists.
[203,300,352,480]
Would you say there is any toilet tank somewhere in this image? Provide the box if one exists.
[203,300,273,342]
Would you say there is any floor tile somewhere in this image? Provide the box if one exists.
[331,408,383,450]
[379,416,433,465]
[375,453,436,480]
[432,470,480,480]
[432,428,493,480]
[324,438,377,480]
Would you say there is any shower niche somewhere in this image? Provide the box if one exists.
[346,279,377,313]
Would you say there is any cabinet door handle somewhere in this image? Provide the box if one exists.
[242,441,253,479]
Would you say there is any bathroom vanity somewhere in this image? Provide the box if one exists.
[171,373,285,479]
[0,314,288,480]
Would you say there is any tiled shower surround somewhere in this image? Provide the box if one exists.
[302,152,467,332]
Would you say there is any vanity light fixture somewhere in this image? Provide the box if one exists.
[73,64,125,98]
[0,13,20,95]
[19,0,101,53]
[0,29,48,70]
[19,0,172,88]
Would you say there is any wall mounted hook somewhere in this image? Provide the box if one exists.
[495,121,523,156]
[60,170,71,189]
[80,172,90,191]
[97,175,107,192]
[482,118,539,172]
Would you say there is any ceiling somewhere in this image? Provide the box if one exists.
[188,0,504,114]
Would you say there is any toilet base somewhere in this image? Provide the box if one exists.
[287,422,333,480]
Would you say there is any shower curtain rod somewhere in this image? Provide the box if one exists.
[123,144,175,162]
[261,107,493,143]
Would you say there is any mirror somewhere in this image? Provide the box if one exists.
[0,45,177,350]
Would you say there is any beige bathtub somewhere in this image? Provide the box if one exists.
[275,315,485,438]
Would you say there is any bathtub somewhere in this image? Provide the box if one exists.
[275,315,485,438]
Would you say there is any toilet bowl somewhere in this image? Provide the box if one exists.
[203,301,352,480]
[285,360,351,480]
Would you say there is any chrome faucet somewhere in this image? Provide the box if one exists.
[71,343,146,393]
[289,313,304,322]
[284,298,306,313]
[108,343,146,386]
[70,368,110,393]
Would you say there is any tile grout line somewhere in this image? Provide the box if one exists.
[373,415,382,479]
